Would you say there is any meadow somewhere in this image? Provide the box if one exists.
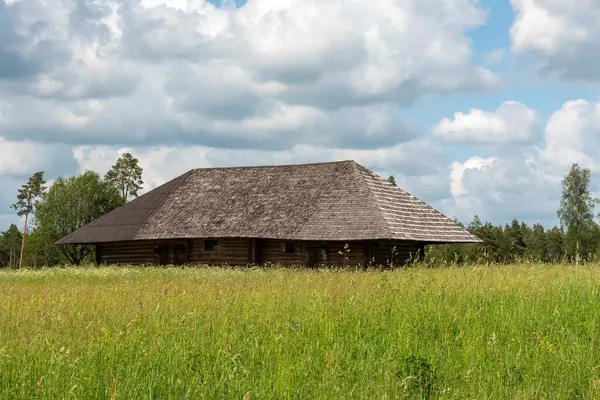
[1,265,600,399]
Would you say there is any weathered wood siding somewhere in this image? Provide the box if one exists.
[298,241,367,267]
[97,241,156,265]
[257,240,306,266]
[326,242,367,266]
[257,240,367,267]
[369,240,421,266]
[96,238,422,267]
[191,238,251,265]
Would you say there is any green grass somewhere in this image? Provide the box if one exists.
[2,264,600,399]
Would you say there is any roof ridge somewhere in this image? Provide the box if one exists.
[351,162,395,239]
[190,160,354,172]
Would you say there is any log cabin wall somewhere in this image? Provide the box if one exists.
[304,242,367,267]
[95,238,423,267]
[369,240,421,266]
[257,240,367,267]
[97,241,156,265]
[191,238,251,265]
[256,240,306,266]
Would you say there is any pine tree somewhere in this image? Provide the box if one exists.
[524,223,546,262]
[12,172,46,270]
[506,219,526,261]
[104,153,144,201]
[545,227,565,263]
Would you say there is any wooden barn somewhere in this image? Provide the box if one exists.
[57,160,480,267]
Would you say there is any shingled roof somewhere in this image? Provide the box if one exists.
[57,160,480,244]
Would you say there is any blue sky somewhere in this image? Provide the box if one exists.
[1,0,600,231]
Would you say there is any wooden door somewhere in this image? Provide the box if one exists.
[157,242,188,266]
[255,239,266,265]
[306,247,319,267]
[173,244,187,266]
[157,245,171,265]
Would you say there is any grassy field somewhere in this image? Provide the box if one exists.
[2,265,600,399]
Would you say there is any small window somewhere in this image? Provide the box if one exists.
[284,241,296,254]
[204,239,218,252]
[320,248,328,261]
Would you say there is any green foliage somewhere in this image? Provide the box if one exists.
[423,215,576,265]
[545,226,566,262]
[104,152,144,201]
[3,266,600,397]
[387,175,397,187]
[523,223,546,261]
[397,355,436,399]
[558,164,598,261]
[35,171,125,265]
[22,228,63,268]
[421,165,600,266]
[0,225,22,268]
[11,171,46,218]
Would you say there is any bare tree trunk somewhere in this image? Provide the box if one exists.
[19,213,28,270]
[576,240,580,267]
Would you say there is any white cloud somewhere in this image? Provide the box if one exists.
[0,0,503,230]
[450,156,498,198]
[0,137,75,176]
[445,98,600,227]
[0,0,499,149]
[542,99,600,172]
[432,101,539,145]
[449,153,561,226]
[7,0,600,233]
[0,137,77,229]
[510,0,600,80]
[9,97,600,231]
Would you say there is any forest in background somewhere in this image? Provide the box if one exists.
[1,159,599,268]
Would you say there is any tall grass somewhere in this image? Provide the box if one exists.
[1,264,600,398]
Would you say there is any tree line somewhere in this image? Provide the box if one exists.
[421,164,600,265]
[1,160,598,268]
[0,153,143,268]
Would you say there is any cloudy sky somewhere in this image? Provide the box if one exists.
[1,0,600,230]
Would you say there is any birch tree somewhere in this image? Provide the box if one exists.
[557,163,597,265]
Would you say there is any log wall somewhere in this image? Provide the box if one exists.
[325,242,367,267]
[96,238,423,267]
[257,240,306,266]
[190,238,251,265]
[369,240,421,267]
[97,241,156,265]
[256,240,368,267]
[298,242,367,267]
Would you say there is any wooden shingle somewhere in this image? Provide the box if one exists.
[57,160,481,244]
